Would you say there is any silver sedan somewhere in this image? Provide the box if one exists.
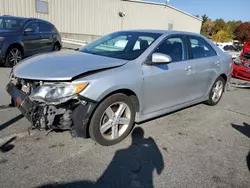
[7,30,232,145]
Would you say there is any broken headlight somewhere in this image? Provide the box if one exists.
[30,82,88,103]
[234,57,241,65]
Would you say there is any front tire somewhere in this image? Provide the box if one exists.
[5,47,23,67]
[89,94,135,146]
[206,76,225,106]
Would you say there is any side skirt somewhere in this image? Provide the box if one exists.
[135,96,208,123]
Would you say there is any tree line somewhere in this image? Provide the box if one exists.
[196,14,250,43]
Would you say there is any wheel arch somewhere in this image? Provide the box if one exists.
[73,88,140,139]
[217,74,228,92]
[97,88,140,113]
[219,73,227,83]
[206,73,228,98]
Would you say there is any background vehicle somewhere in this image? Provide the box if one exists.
[217,44,240,60]
[0,15,61,67]
[7,30,232,146]
[232,40,250,81]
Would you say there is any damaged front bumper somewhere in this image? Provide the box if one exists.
[6,82,97,138]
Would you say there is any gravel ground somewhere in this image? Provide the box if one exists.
[0,68,249,188]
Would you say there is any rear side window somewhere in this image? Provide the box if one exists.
[188,37,217,59]
[39,22,51,32]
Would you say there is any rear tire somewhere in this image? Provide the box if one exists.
[52,42,61,51]
[89,93,135,146]
[4,47,23,67]
[205,76,225,106]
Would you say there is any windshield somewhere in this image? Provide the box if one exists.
[0,17,24,30]
[80,31,161,60]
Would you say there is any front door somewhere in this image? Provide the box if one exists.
[22,21,42,56]
[141,35,196,115]
[187,36,221,99]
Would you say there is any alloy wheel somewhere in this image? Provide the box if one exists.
[8,48,22,66]
[100,102,131,140]
[212,80,224,103]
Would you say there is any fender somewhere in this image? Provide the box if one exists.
[72,98,97,138]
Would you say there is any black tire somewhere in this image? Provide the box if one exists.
[205,76,225,106]
[89,93,136,146]
[4,47,23,67]
[52,42,61,51]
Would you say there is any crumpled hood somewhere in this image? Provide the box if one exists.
[13,50,128,81]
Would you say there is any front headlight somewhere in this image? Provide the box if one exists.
[30,82,88,103]
[0,37,5,42]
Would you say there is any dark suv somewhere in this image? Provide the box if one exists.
[0,15,61,67]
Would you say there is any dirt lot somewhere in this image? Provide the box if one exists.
[0,68,249,188]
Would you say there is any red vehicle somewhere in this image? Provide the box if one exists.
[232,40,250,81]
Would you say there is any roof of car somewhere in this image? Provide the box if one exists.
[0,15,52,24]
[1,15,28,20]
[120,29,200,36]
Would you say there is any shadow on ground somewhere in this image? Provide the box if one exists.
[0,114,23,131]
[247,152,250,172]
[231,122,250,172]
[0,136,17,153]
[39,127,164,188]
[231,122,250,139]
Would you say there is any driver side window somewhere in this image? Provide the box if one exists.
[25,22,39,33]
[154,36,186,62]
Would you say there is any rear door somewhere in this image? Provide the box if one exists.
[22,21,42,56]
[186,36,220,99]
[39,22,53,52]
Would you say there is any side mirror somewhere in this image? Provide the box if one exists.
[150,53,172,64]
[24,28,34,34]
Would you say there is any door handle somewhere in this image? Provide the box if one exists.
[185,66,192,71]
[215,61,220,66]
